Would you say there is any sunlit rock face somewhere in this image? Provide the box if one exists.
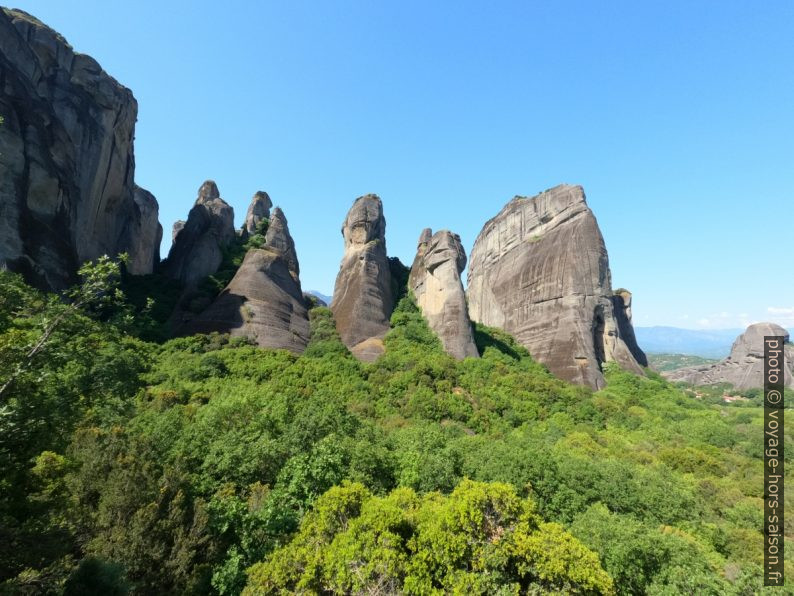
[0,8,161,289]
[330,194,394,361]
[467,184,645,389]
[409,228,478,360]
[665,323,794,390]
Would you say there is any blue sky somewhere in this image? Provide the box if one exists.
[17,1,794,329]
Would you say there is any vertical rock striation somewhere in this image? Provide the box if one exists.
[409,228,479,360]
[467,184,645,389]
[165,180,235,287]
[330,194,394,361]
[612,289,648,367]
[0,8,161,289]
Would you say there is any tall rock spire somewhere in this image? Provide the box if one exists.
[409,228,479,360]
[165,180,235,286]
[330,194,394,361]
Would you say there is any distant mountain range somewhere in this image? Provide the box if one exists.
[306,291,333,305]
[635,327,746,358]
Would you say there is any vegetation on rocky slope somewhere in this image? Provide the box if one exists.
[0,261,791,594]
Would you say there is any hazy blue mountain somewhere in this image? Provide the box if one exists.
[635,327,745,358]
[306,290,333,305]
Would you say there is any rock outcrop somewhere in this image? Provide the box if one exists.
[265,207,299,281]
[165,181,235,286]
[409,228,478,360]
[242,191,272,238]
[664,323,794,390]
[330,194,394,361]
[467,184,645,389]
[612,289,648,367]
[0,8,161,289]
[181,205,310,351]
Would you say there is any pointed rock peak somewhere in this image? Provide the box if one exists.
[264,206,299,280]
[165,181,236,286]
[409,228,478,360]
[343,194,386,248]
[198,180,220,202]
[244,191,273,236]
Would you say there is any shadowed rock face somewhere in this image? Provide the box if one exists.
[664,323,794,390]
[182,248,309,352]
[165,181,235,286]
[467,184,645,389]
[409,229,478,360]
[265,207,299,281]
[330,194,394,361]
[0,8,161,289]
[242,191,272,238]
[612,290,648,367]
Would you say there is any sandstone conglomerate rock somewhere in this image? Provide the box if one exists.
[330,194,394,361]
[242,191,272,238]
[165,181,235,287]
[265,207,299,281]
[467,184,645,389]
[0,8,161,289]
[409,228,478,360]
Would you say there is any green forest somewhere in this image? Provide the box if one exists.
[0,258,791,595]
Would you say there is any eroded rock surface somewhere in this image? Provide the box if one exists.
[0,8,161,289]
[180,204,309,351]
[242,191,272,238]
[467,184,645,389]
[165,181,235,286]
[265,207,299,281]
[182,248,309,352]
[330,194,394,361]
[409,228,478,360]
[664,323,793,390]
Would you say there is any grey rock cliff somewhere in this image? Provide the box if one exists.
[409,228,478,360]
[467,184,645,389]
[242,191,272,238]
[181,205,309,351]
[330,194,394,361]
[664,323,794,390]
[165,180,235,286]
[0,8,161,288]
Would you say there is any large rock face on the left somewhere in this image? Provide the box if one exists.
[0,9,161,289]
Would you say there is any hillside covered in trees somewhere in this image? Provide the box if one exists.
[0,259,791,595]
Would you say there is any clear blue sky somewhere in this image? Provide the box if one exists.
[16,0,794,330]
